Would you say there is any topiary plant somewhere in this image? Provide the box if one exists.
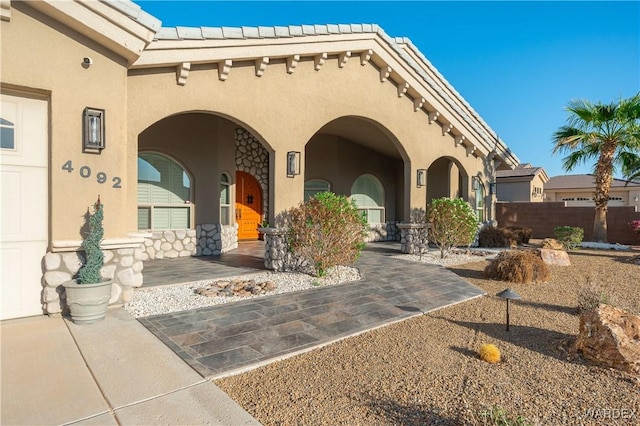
[479,343,501,363]
[287,192,367,277]
[77,196,105,284]
[428,197,479,258]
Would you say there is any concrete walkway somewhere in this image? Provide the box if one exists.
[139,243,486,379]
[0,309,260,425]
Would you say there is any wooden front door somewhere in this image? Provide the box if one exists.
[235,171,262,240]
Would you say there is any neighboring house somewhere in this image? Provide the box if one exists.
[544,175,640,207]
[496,163,549,202]
[0,0,519,319]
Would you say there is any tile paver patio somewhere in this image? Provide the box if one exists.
[139,243,486,378]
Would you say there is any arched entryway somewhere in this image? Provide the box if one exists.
[235,171,263,240]
[426,156,469,205]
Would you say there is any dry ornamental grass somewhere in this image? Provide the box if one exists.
[217,248,640,425]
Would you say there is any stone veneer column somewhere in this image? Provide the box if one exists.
[397,223,429,254]
[42,245,145,315]
[261,227,289,271]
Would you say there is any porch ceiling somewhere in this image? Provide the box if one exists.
[318,119,402,159]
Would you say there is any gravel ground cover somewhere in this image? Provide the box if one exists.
[216,248,640,425]
[125,265,361,318]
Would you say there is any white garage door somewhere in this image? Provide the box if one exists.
[0,93,48,320]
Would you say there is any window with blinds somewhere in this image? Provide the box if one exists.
[220,173,231,226]
[350,174,385,224]
[304,179,331,202]
[475,184,485,222]
[137,153,191,230]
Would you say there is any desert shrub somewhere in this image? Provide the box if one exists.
[553,226,584,250]
[287,192,367,277]
[478,343,501,364]
[478,227,516,248]
[477,406,531,426]
[484,250,550,283]
[505,226,532,245]
[428,197,479,258]
[577,280,617,314]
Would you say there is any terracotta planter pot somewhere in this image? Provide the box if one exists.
[63,279,113,325]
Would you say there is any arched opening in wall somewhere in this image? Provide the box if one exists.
[304,116,406,242]
[138,112,271,256]
[426,156,469,206]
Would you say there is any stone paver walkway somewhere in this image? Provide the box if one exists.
[142,241,266,287]
[139,243,485,378]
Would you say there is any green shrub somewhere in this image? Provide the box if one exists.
[478,227,516,248]
[553,226,584,250]
[428,197,479,258]
[287,192,367,277]
[77,197,105,284]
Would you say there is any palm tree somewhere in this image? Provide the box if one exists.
[622,155,640,183]
[552,93,640,243]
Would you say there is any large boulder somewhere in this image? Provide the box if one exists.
[538,248,571,266]
[541,238,564,250]
[575,304,640,375]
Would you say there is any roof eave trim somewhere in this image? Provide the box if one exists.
[28,0,160,64]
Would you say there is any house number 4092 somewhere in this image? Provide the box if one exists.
[61,160,122,188]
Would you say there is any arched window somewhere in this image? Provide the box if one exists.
[304,179,331,202]
[220,173,231,225]
[138,153,191,230]
[351,174,385,224]
[475,183,485,222]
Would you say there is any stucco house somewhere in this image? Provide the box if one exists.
[495,163,549,202]
[0,0,519,320]
[544,174,640,207]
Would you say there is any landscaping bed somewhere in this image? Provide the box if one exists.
[216,249,640,425]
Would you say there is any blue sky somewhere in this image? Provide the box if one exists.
[136,1,639,178]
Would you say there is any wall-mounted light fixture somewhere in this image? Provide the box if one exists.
[83,107,105,153]
[287,151,300,177]
[416,169,427,188]
[247,194,254,205]
[489,182,497,196]
[635,196,639,203]
[471,175,480,191]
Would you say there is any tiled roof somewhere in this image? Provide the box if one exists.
[155,24,379,40]
[496,167,544,178]
[545,174,640,189]
[152,22,517,165]
[106,0,161,32]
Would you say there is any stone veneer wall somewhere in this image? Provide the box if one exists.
[235,127,269,221]
[196,224,238,255]
[365,222,399,242]
[138,229,197,260]
[42,247,145,314]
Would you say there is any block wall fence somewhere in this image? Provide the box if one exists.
[496,202,640,245]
